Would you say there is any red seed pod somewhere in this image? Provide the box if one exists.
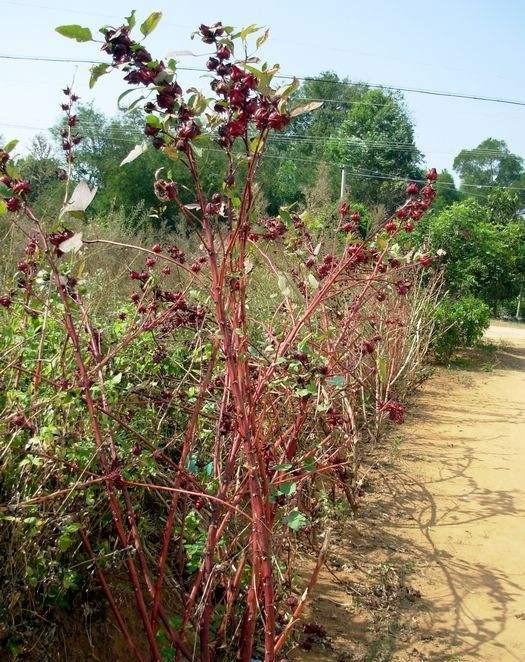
[11,180,31,195]
[145,256,157,268]
[216,45,231,60]
[406,181,419,196]
[426,167,438,181]
[384,221,397,235]
[7,197,21,212]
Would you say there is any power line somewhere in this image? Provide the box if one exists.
[2,121,524,196]
[1,119,518,162]
[1,53,525,108]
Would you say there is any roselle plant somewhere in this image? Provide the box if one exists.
[0,11,441,661]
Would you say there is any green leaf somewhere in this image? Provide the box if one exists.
[249,135,265,154]
[239,24,260,40]
[117,87,140,110]
[274,462,293,471]
[327,374,345,388]
[146,114,161,128]
[3,139,18,153]
[140,11,162,37]
[275,78,299,101]
[290,100,323,118]
[0,182,12,198]
[0,199,7,216]
[303,457,316,472]
[285,508,308,531]
[256,29,269,49]
[277,481,297,496]
[377,356,388,384]
[120,142,148,166]
[56,24,93,42]
[5,162,21,179]
[89,63,110,89]
[57,533,73,551]
[125,10,137,29]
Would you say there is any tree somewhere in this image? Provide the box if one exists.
[257,73,423,213]
[325,88,422,208]
[50,105,226,230]
[453,138,524,195]
[17,135,63,216]
[424,198,523,311]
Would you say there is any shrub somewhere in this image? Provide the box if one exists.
[432,295,491,361]
[0,12,441,661]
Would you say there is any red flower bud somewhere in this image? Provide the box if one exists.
[406,181,419,196]
[7,197,21,212]
[11,180,31,195]
[216,45,231,60]
[384,221,397,235]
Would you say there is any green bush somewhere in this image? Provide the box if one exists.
[432,295,491,361]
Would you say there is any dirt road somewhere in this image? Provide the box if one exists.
[293,322,525,661]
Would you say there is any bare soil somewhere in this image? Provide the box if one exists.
[292,322,525,661]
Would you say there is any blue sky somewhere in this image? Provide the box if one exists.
[1,0,524,176]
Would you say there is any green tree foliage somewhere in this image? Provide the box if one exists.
[325,88,422,208]
[453,137,524,196]
[257,72,422,212]
[17,136,63,216]
[421,197,524,310]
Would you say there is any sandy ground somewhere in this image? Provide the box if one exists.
[293,322,525,661]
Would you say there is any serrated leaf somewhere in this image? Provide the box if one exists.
[58,232,83,254]
[290,100,323,117]
[140,11,162,37]
[57,533,74,551]
[285,508,308,531]
[89,63,109,89]
[0,182,12,197]
[121,143,148,166]
[60,181,97,218]
[56,24,93,42]
[4,139,18,153]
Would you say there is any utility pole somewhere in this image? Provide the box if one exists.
[339,166,346,201]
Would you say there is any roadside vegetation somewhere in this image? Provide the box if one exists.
[0,10,523,661]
